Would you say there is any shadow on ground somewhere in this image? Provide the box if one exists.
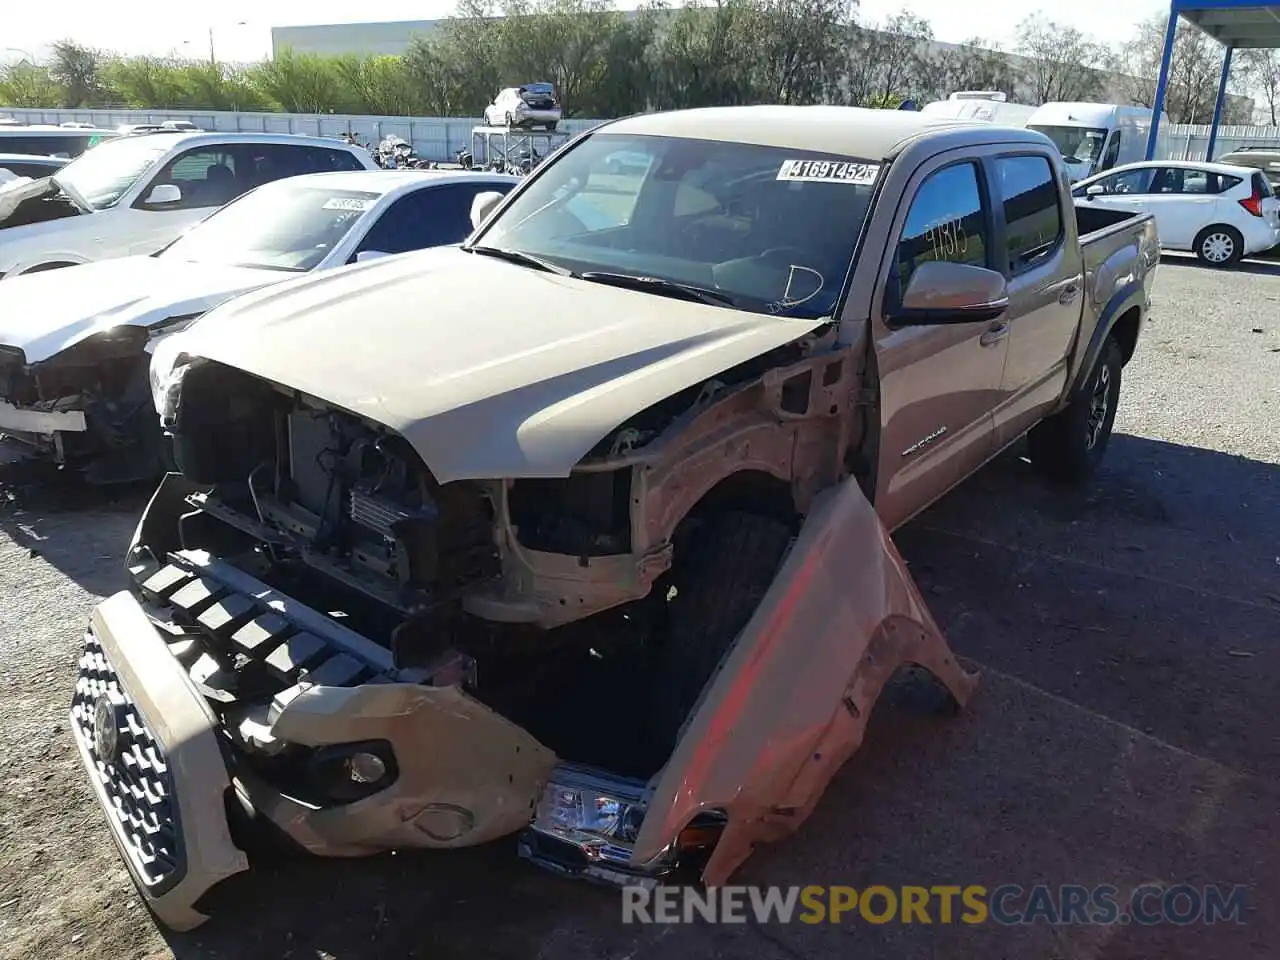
[0,453,150,598]
[1161,251,1280,276]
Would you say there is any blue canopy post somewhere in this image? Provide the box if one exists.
[1144,8,1180,161]
[1144,1,1280,162]
[1207,45,1235,161]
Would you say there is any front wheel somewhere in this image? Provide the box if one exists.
[1194,224,1244,266]
[1027,337,1123,484]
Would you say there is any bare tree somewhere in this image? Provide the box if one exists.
[841,10,932,107]
[1110,14,1246,124]
[1240,49,1280,125]
[1014,14,1106,103]
[917,38,1019,103]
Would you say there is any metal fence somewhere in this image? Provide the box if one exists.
[1161,124,1280,162]
[0,107,606,163]
[5,105,1280,164]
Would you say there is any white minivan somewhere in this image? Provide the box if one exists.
[0,131,376,278]
[1026,102,1170,182]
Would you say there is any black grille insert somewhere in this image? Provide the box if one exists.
[70,629,185,893]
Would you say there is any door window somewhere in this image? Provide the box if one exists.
[143,148,240,209]
[897,161,990,290]
[1080,168,1154,196]
[995,155,1064,276]
[1099,132,1121,172]
[1149,167,1240,195]
[231,143,365,191]
[356,183,515,255]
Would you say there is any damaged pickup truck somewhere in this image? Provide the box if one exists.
[69,106,1159,930]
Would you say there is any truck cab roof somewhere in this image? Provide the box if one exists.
[602,105,1055,161]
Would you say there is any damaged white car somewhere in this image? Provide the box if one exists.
[0,169,517,482]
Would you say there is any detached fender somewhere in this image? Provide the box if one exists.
[632,477,978,881]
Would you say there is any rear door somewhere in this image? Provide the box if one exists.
[870,155,1006,532]
[1144,166,1238,249]
[988,152,1083,445]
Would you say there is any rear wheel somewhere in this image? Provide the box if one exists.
[1027,337,1123,484]
[1194,224,1244,266]
[648,511,794,749]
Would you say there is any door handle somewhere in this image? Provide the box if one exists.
[979,321,1009,347]
[1058,283,1080,304]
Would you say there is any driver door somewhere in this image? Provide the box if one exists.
[123,148,242,255]
[871,157,1008,532]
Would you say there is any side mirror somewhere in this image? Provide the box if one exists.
[355,250,391,263]
[1086,184,1105,197]
[144,183,182,206]
[470,191,505,231]
[890,261,1009,326]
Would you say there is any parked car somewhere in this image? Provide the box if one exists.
[0,124,118,158]
[0,131,377,278]
[1025,102,1168,182]
[74,107,1160,930]
[0,152,68,181]
[0,169,518,482]
[483,82,562,130]
[1072,160,1280,265]
[1216,146,1280,190]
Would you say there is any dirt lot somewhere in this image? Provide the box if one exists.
[1,256,1278,960]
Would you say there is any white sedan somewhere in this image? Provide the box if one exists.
[1072,160,1280,266]
[0,168,518,483]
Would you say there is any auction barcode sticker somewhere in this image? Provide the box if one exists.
[777,160,880,185]
[323,197,377,211]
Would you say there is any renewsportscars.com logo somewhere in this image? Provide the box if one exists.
[621,884,1249,926]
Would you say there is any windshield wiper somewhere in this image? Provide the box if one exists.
[467,245,575,277]
[578,272,736,308]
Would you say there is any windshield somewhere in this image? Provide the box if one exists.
[53,135,174,209]
[159,182,380,272]
[474,132,880,319]
[1028,125,1109,166]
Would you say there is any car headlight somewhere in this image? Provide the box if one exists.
[532,764,647,854]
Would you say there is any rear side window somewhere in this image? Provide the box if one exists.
[995,155,1063,275]
[897,161,989,288]
[1253,171,1275,198]
[1151,167,1240,195]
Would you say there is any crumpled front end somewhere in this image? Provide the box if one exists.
[70,477,560,929]
[0,329,164,481]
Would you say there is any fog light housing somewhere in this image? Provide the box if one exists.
[307,740,398,804]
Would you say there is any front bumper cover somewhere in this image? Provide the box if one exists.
[68,592,248,932]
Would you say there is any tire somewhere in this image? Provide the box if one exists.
[1194,224,1244,266]
[1027,336,1123,484]
[649,511,794,748]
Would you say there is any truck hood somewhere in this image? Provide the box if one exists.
[0,255,276,364]
[177,246,826,483]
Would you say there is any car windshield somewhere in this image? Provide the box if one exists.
[160,183,380,272]
[52,135,175,209]
[474,132,880,320]
[1028,125,1109,165]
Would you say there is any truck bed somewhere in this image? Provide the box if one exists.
[1075,202,1153,273]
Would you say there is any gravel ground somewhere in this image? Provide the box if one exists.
[0,254,1277,960]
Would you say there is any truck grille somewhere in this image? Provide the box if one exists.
[70,629,184,893]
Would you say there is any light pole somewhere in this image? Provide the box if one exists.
[182,22,247,67]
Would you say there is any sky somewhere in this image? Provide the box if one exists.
[0,0,1173,63]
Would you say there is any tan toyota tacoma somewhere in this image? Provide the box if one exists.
[69,106,1159,929]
